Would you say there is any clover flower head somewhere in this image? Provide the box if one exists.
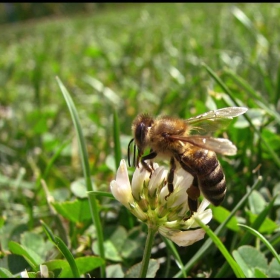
[110,159,213,246]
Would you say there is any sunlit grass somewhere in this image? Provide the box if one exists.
[0,3,280,278]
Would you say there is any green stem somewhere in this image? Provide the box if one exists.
[139,226,157,278]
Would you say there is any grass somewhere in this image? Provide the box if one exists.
[0,3,280,278]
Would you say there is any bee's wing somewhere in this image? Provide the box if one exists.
[186,107,248,124]
[169,135,237,155]
[185,107,248,135]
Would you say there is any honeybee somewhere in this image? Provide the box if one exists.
[128,107,248,212]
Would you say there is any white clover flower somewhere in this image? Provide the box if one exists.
[110,159,147,222]
[20,270,29,278]
[110,159,134,208]
[20,265,49,278]
[110,159,213,247]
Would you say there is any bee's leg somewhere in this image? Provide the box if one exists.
[140,151,157,177]
[149,149,155,171]
[186,177,200,213]
[173,154,200,215]
[165,157,176,200]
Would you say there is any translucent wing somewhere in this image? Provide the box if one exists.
[185,107,248,135]
[168,135,237,155]
[186,107,248,123]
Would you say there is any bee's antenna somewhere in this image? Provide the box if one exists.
[128,138,135,167]
[133,144,137,167]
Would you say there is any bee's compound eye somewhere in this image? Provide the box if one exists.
[135,123,146,143]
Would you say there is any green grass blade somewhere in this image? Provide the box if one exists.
[163,237,187,278]
[40,220,56,242]
[239,196,277,247]
[41,221,80,278]
[238,224,280,265]
[174,175,262,277]
[215,179,272,278]
[224,69,280,124]
[56,77,105,277]
[275,63,280,104]
[113,109,122,171]
[202,63,243,107]
[195,219,245,278]
[232,7,268,50]
[56,77,92,189]
[203,63,280,169]
[88,190,114,199]
[53,236,81,278]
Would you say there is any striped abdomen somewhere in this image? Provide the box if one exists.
[177,148,226,206]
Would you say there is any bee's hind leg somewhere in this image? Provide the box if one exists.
[174,155,200,215]
[186,177,200,213]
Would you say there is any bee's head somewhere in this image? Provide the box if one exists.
[128,114,154,167]
[132,114,154,148]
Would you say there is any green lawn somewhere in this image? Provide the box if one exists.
[0,3,280,278]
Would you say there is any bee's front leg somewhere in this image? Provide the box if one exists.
[140,150,157,178]
[165,157,176,200]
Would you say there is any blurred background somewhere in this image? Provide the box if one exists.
[1,3,280,278]
[0,3,117,24]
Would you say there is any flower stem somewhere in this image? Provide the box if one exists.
[139,226,157,278]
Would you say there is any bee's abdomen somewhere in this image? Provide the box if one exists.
[180,149,226,206]
[199,160,226,206]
